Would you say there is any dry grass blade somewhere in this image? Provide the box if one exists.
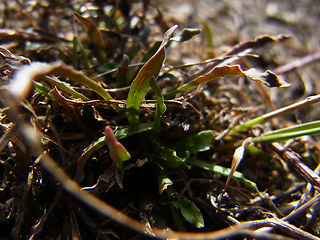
[9,61,113,101]
[274,52,320,75]
[183,35,289,82]
[166,64,288,98]
[271,142,320,191]
[225,137,252,189]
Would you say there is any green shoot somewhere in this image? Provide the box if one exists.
[105,127,131,168]
[126,25,177,125]
[228,94,320,136]
[253,120,320,143]
[150,77,166,134]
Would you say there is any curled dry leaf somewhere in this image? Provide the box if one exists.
[166,64,289,98]
[9,61,113,101]
[9,62,55,100]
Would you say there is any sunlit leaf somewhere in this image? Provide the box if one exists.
[150,77,166,134]
[114,122,153,139]
[165,65,289,98]
[155,169,173,194]
[189,159,262,196]
[253,120,320,143]
[153,140,188,168]
[167,187,204,228]
[74,12,106,61]
[105,127,131,168]
[42,76,90,100]
[170,28,201,43]
[228,94,320,136]
[173,130,215,154]
[126,25,178,125]
[225,138,252,189]
[33,81,51,98]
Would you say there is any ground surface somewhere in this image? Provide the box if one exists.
[1,1,320,240]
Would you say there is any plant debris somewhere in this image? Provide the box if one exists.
[1,1,320,240]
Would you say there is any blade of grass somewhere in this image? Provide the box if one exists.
[74,12,106,61]
[47,62,113,100]
[114,122,153,139]
[9,61,113,101]
[228,94,320,136]
[153,139,188,168]
[180,35,289,85]
[150,77,166,134]
[172,130,215,154]
[253,120,320,143]
[189,159,261,196]
[170,28,201,43]
[166,186,204,228]
[126,25,177,125]
[41,76,90,100]
[72,35,92,69]
[33,81,51,98]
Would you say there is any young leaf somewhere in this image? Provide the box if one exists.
[153,140,188,168]
[150,77,166,134]
[74,12,106,61]
[126,25,178,125]
[167,187,204,228]
[105,127,131,168]
[114,122,153,139]
[165,64,288,98]
[172,130,215,154]
[189,159,261,196]
[170,28,201,43]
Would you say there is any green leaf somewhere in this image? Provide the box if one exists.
[253,120,320,143]
[126,25,177,125]
[170,28,201,43]
[153,140,188,168]
[141,41,162,63]
[150,77,166,134]
[153,131,214,168]
[42,76,90,101]
[189,159,262,196]
[167,187,204,228]
[33,81,51,98]
[105,127,131,168]
[173,130,215,154]
[114,122,153,139]
[227,94,320,136]
[74,12,106,61]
